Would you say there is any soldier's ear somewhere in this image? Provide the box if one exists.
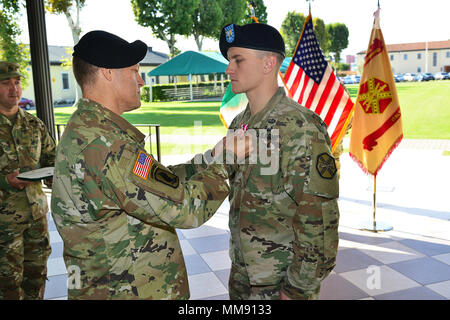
[263,55,277,75]
[99,68,113,81]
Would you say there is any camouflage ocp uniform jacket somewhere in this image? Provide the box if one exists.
[226,88,340,299]
[51,99,230,300]
[0,108,56,225]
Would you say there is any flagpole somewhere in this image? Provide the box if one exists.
[373,175,377,231]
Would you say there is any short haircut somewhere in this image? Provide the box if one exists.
[72,55,99,89]
[256,50,284,70]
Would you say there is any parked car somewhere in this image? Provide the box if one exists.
[403,73,416,81]
[434,72,450,80]
[423,72,435,81]
[394,74,405,82]
[415,73,434,81]
[350,75,361,84]
[343,76,354,84]
[19,97,34,110]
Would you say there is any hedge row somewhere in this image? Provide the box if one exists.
[141,80,230,102]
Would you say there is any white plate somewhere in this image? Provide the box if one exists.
[17,167,54,181]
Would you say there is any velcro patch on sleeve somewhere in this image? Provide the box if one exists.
[132,150,153,180]
[153,167,179,188]
[316,153,337,179]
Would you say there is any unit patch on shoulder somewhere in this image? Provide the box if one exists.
[154,167,179,189]
[132,150,153,180]
[316,152,337,179]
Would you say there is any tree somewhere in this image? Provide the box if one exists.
[45,0,85,44]
[327,22,349,64]
[280,11,306,57]
[218,0,245,27]
[45,0,86,100]
[131,0,197,58]
[0,0,30,88]
[190,0,223,51]
[313,17,329,56]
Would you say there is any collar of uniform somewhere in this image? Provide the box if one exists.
[0,107,28,126]
[247,87,286,126]
[76,98,145,143]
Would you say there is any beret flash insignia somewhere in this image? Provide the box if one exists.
[225,24,235,43]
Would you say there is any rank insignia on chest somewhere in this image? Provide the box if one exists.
[316,153,337,179]
[132,150,153,180]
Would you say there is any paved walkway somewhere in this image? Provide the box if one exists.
[43,139,450,300]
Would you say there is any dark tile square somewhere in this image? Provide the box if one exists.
[184,254,211,275]
[319,273,369,300]
[339,231,393,246]
[188,234,230,254]
[389,257,450,285]
[399,239,450,256]
[334,248,383,273]
[214,268,230,289]
[44,274,68,299]
[374,286,447,300]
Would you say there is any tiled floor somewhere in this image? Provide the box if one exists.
[43,142,450,300]
[44,203,450,300]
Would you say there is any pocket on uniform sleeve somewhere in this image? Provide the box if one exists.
[120,147,184,204]
[304,140,339,199]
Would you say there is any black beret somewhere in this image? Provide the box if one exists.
[220,23,285,60]
[73,30,147,68]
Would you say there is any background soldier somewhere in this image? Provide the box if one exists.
[0,61,55,299]
[51,31,249,300]
[217,23,340,300]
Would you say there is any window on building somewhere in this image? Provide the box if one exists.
[141,72,146,85]
[61,73,70,90]
[417,53,422,59]
[433,52,437,66]
[404,54,408,60]
[447,51,450,58]
[417,67,421,72]
[390,54,394,61]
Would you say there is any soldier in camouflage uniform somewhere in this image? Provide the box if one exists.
[217,23,340,299]
[50,31,249,300]
[0,61,55,299]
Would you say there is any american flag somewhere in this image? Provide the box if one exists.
[283,15,354,151]
[133,151,152,180]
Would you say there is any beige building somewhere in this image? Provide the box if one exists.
[356,40,450,74]
[22,45,169,104]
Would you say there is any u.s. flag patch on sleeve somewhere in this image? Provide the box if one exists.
[132,150,153,180]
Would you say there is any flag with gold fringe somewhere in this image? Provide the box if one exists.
[349,8,403,176]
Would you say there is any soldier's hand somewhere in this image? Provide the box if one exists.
[6,171,33,190]
[212,130,254,163]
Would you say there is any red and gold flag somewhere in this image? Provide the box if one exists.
[349,9,403,176]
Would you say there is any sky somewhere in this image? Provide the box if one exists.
[18,0,450,60]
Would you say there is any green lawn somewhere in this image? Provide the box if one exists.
[37,80,450,147]
[51,101,227,137]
